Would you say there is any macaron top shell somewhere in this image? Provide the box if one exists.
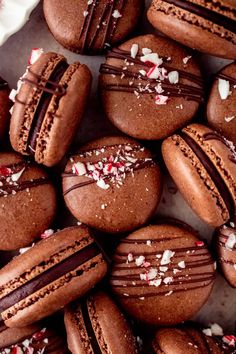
[110,223,215,325]
[207,62,236,146]
[62,135,162,233]
[43,0,144,54]
[10,52,92,166]
[99,34,203,140]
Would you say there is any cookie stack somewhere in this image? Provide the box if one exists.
[0,0,235,353]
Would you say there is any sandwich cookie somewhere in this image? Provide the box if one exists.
[0,226,108,327]
[207,62,236,146]
[162,124,236,227]
[10,50,92,167]
[147,0,236,59]
[0,321,69,354]
[99,34,203,140]
[64,291,138,354]
[0,152,56,251]
[215,222,236,288]
[0,77,10,144]
[43,0,143,54]
[62,136,162,233]
[110,223,215,325]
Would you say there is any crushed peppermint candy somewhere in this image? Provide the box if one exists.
[218,78,230,100]
[178,261,186,269]
[163,276,173,284]
[183,56,192,65]
[155,95,168,105]
[112,9,122,18]
[11,167,25,182]
[195,241,204,247]
[83,10,89,17]
[127,253,134,262]
[225,115,235,122]
[142,48,152,55]
[149,279,162,287]
[131,44,138,59]
[28,48,43,65]
[135,255,145,267]
[168,70,179,84]
[19,243,35,254]
[140,53,163,66]
[225,233,236,250]
[160,250,175,265]
[40,229,54,239]
[222,335,236,347]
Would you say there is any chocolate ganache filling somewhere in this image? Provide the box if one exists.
[180,132,235,218]
[162,0,236,34]
[24,60,69,155]
[0,242,100,314]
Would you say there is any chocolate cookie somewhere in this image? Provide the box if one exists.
[99,34,203,140]
[43,0,144,54]
[162,123,236,227]
[0,77,10,143]
[110,223,215,325]
[62,136,162,233]
[207,62,236,146]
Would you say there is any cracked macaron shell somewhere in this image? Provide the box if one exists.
[64,291,137,354]
[162,123,236,227]
[10,52,92,167]
[0,226,108,327]
[207,63,236,146]
[147,0,236,59]
[0,152,56,250]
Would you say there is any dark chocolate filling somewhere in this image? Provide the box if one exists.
[26,60,69,155]
[81,299,102,354]
[180,132,235,218]
[0,242,100,314]
[162,0,236,34]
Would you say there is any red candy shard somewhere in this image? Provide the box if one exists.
[195,241,204,247]
[0,166,12,177]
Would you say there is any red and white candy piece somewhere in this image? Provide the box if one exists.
[28,48,44,65]
[0,166,12,177]
[41,229,54,239]
[155,95,168,105]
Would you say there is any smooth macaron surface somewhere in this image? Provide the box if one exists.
[207,62,236,146]
[10,51,92,167]
[0,226,108,327]
[62,135,162,233]
[43,0,144,54]
[162,123,236,227]
[0,77,10,143]
[99,34,203,140]
[0,152,56,251]
[147,0,236,59]
[110,223,215,325]
[64,291,137,354]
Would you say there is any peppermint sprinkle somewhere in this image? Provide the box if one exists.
[178,261,186,269]
[127,253,133,262]
[88,0,93,4]
[163,276,173,284]
[147,268,158,280]
[140,53,163,66]
[155,95,168,105]
[135,255,145,267]
[112,10,122,18]
[160,250,175,265]
[96,179,109,190]
[41,229,54,239]
[165,290,173,296]
[225,233,236,250]
[225,115,235,122]
[218,78,230,100]
[28,48,43,65]
[131,43,138,59]
[142,48,152,55]
[183,56,192,65]
[11,167,25,182]
[210,323,224,336]
[149,279,162,287]
[168,70,179,84]
[83,10,89,17]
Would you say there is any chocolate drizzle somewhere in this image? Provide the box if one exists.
[162,0,236,34]
[203,131,236,164]
[78,0,124,53]
[181,132,235,219]
[0,78,8,91]
[0,242,100,313]
[100,48,204,102]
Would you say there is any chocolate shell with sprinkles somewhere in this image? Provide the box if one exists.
[0,152,56,251]
[99,34,204,140]
[215,222,236,287]
[110,223,215,325]
[62,136,162,233]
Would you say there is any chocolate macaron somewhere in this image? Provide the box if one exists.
[43,0,143,54]
[110,223,215,325]
[162,123,236,227]
[0,77,10,144]
[0,226,108,327]
[62,136,162,233]
[99,34,203,140]
[64,291,138,353]
[0,152,56,251]
[147,0,236,59]
[10,50,92,167]
[207,62,236,146]
[215,222,236,288]
[0,321,69,353]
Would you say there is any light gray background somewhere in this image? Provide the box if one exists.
[0,1,235,332]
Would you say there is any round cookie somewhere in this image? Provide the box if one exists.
[207,62,236,146]
[0,152,56,251]
[43,0,144,54]
[0,77,10,143]
[10,50,92,167]
[0,226,108,327]
[62,136,162,233]
[99,34,203,140]
[64,291,137,353]
[215,222,236,288]
[110,223,215,325]
[147,0,236,59]
[162,123,236,227]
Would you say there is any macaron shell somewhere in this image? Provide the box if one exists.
[147,0,236,59]
[162,132,228,226]
[207,63,236,146]
[35,62,92,166]
[0,322,41,347]
[99,34,202,140]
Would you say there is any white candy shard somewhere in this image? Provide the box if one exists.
[11,167,25,182]
[225,233,236,250]
[160,250,175,265]
[149,279,162,287]
[178,261,186,269]
[131,43,139,59]
[218,78,230,100]
[29,48,43,65]
[210,323,224,336]
[135,255,145,266]
[147,268,158,280]
[142,48,152,55]
[203,328,212,337]
[140,53,163,66]
[168,70,179,84]
[183,56,192,64]
[73,162,86,176]
[112,10,122,18]
[96,179,109,189]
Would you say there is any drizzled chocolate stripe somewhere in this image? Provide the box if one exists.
[203,132,236,164]
[0,177,49,197]
[217,73,236,86]
[81,299,102,354]
[180,132,235,218]
[162,0,236,34]
[0,242,100,313]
